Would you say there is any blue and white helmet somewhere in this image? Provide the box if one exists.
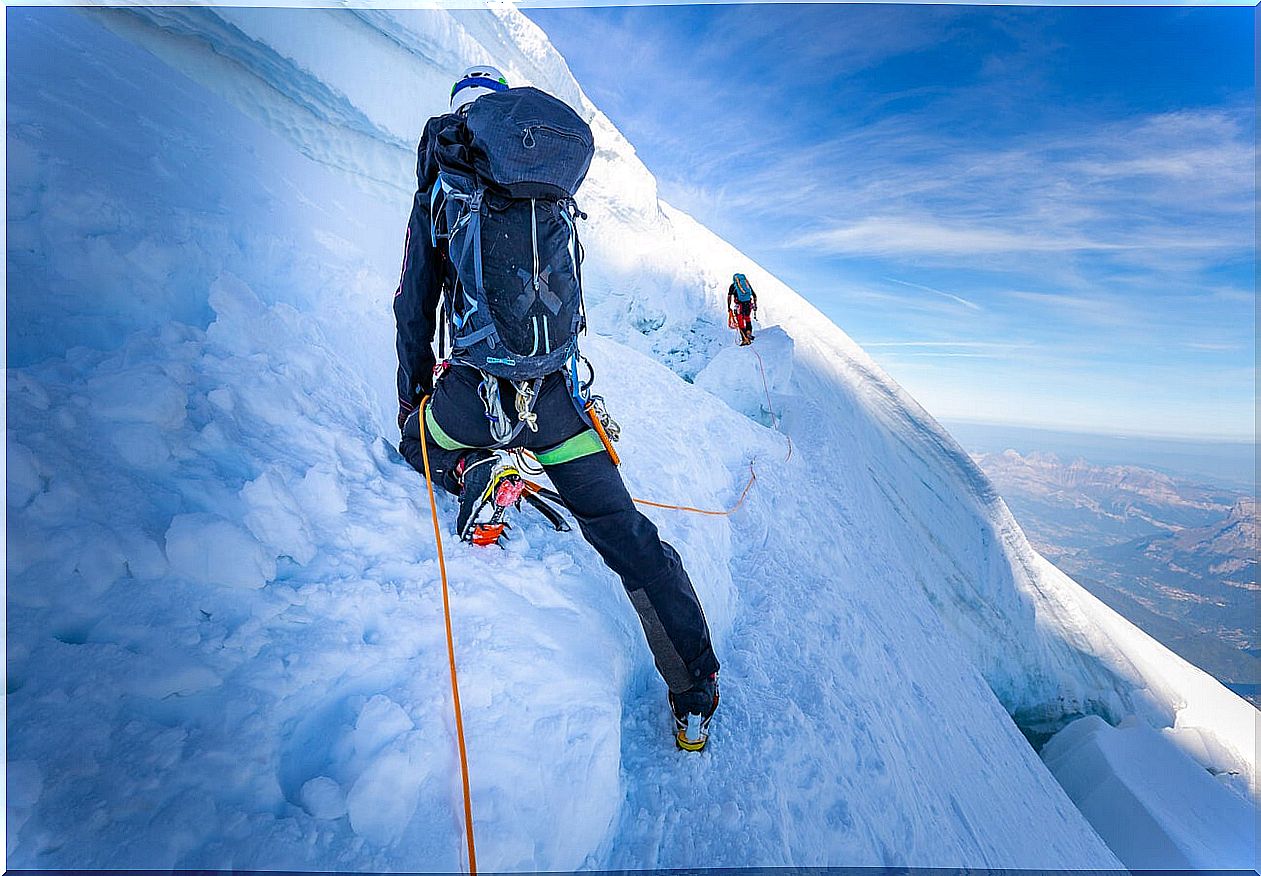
[450,65,509,114]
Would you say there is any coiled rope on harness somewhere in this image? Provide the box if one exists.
[417,395,478,875]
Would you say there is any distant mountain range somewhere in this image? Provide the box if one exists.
[973,450,1258,704]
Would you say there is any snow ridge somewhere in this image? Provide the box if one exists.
[6,5,1255,871]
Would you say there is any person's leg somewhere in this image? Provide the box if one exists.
[399,411,468,495]
[541,447,720,693]
[398,367,493,495]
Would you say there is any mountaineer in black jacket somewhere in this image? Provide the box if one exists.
[393,66,720,749]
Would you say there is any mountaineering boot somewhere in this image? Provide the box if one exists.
[456,450,525,546]
[669,672,719,751]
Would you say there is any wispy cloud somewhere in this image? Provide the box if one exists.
[896,351,1013,358]
[761,110,1252,274]
[803,219,1126,258]
[864,340,1024,349]
[530,4,1255,439]
[1000,289,1141,328]
[883,277,982,310]
[1182,341,1243,353]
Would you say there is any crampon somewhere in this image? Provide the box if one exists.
[669,673,719,752]
[460,463,526,547]
[457,453,573,547]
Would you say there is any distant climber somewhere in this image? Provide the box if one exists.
[392,65,720,750]
[728,272,757,345]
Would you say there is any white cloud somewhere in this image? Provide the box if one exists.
[883,277,982,310]
[864,340,1027,349]
[801,218,1125,257]
[675,104,1253,275]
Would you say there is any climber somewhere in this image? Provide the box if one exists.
[392,65,720,750]
[728,273,758,346]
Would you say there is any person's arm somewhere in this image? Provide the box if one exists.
[751,287,758,316]
[394,121,447,433]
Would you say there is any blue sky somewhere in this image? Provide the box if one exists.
[526,4,1255,441]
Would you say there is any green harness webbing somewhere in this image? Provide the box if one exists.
[534,429,604,466]
[425,404,604,466]
[425,404,472,451]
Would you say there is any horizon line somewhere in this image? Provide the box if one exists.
[937,416,1258,446]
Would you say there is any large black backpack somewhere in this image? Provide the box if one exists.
[429,87,595,383]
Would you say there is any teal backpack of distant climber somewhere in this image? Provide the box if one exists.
[429,86,595,382]
[732,273,754,303]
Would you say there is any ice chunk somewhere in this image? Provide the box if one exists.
[109,423,172,469]
[1042,715,1257,869]
[164,512,275,589]
[351,695,414,763]
[694,325,794,427]
[87,367,188,429]
[7,441,42,507]
[240,471,317,566]
[293,465,348,518]
[125,660,222,699]
[346,737,427,847]
[300,776,347,820]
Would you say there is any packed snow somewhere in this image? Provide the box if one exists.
[6,5,1256,871]
[1043,714,1255,869]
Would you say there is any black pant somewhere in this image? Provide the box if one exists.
[400,366,719,693]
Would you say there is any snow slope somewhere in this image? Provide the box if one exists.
[6,6,1255,871]
[1043,715,1255,869]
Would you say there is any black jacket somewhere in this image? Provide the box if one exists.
[393,113,476,420]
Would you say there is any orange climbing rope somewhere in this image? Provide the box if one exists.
[752,345,793,463]
[417,396,478,876]
[626,342,791,516]
[632,464,758,516]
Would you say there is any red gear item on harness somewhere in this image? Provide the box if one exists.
[493,476,526,508]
